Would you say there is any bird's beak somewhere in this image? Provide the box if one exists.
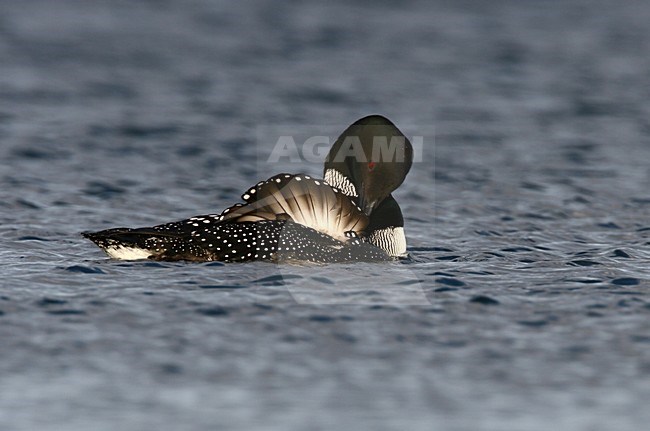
[358,195,378,216]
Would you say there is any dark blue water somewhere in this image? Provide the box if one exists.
[1,0,649,430]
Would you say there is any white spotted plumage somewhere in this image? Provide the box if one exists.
[83,173,394,263]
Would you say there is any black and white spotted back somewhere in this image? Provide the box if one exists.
[83,173,390,263]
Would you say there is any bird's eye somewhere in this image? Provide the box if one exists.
[368,161,376,172]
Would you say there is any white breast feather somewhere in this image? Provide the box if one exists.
[105,246,152,260]
[366,227,407,257]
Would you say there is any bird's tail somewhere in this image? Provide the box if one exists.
[82,228,208,261]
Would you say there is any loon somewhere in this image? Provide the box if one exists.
[83,115,413,263]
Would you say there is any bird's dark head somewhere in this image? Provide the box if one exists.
[324,115,413,216]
